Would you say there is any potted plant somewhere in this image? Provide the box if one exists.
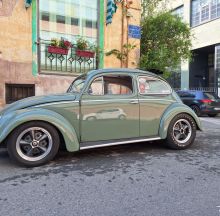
[76,37,95,58]
[48,38,72,55]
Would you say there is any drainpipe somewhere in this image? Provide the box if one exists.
[121,1,125,68]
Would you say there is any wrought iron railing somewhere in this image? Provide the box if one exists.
[174,87,218,93]
[39,40,98,74]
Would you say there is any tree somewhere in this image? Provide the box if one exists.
[141,0,165,18]
[140,10,192,75]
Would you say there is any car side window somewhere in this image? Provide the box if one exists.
[89,75,133,96]
[138,76,171,95]
[103,75,133,95]
[89,77,104,95]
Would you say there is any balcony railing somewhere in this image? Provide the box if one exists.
[39,40,98,74]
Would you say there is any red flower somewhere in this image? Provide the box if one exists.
[64,41,72,48]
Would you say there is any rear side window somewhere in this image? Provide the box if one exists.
[178,91,195,98]
[138,76,171,95]
[203,92,219,99]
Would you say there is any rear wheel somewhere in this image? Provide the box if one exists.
[165,114,197,150]
[190,105,201,117]
[7,121,60,167]
[208,114,217,117]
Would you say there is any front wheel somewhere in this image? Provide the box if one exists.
[165,114,197,150]
[7,121,60,167]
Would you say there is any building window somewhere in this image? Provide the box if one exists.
[172,5,184,20]
[5,84,35,104]
[191,0,220,27]
[39,0,98,43]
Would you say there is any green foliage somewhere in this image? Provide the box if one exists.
[141,0,164,18]
[106,43,136,62]
[76,37,89,50]
[140,12,192,74]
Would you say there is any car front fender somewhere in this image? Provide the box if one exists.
[159,102,202,139]
[0,108,79,152]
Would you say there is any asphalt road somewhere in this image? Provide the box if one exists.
[0,117,220,216]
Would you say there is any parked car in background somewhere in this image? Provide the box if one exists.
[0,69,202,167]
[177,90,220,117]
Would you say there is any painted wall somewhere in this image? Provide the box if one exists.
[0,0,78,108]
[104,0,141,68]
[0,0,142,108]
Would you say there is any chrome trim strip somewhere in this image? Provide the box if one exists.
[82,99,175,103]
[80,137,161,150]
[34,101,78,107]
[139,99,175,102]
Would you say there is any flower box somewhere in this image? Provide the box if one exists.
[48,46,69,55]
[76,50,95,58]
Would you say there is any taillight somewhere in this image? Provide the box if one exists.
[201,99,212,104]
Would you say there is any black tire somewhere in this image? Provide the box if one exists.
[165,113,197,150]
[190,105,201,117]
[6,121,60,167]
[208,114,217,117]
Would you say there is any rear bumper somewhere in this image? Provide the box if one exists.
[201,107,220,114]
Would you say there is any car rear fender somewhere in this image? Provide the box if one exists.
[0,108,79,152]
[159,103,202,139]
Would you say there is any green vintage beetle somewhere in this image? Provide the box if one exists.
[0,69,202,166]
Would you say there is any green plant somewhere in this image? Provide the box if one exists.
[140,12,192,74]
[106,43,136,62]
[50,38,72,49]
[76,37,89,50]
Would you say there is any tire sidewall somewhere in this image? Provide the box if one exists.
[166,113,197,150]
[7,121,60,167]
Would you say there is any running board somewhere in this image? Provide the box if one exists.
[80,137,161,150]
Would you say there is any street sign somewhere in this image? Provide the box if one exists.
[128,25,141,39]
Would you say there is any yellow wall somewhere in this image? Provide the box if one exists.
[0,0,32,63]
[0,0,142,108]
[104,0,141,68]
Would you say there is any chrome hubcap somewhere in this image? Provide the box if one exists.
[16,127,53,162]
[173,119,192,144]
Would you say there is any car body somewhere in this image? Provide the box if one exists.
[177,90,220,117]
[0,69,202,166]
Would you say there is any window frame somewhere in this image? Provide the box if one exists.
[191,0,220,27]
[137,76,172,96]
[86,74,135,97]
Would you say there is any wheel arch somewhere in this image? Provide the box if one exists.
[0,108,80,152]
[159,103,202,139]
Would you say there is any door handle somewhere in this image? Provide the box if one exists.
[130,100,139,104]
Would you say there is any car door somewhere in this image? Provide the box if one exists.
[137,75,174,137]
[179,91,195,106]
[80,73,139,142]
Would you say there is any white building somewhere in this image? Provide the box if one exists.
[168,0,220,95]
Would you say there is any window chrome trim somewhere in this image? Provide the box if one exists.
[85,73,135,97]
[80,137,161,150]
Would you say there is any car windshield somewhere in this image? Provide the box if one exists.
[67,75,87,93]
[203,92,219,100]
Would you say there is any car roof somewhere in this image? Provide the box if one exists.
[87,68,161,78]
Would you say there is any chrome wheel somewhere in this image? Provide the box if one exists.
[172,119,192,144]
[16,127,53,162]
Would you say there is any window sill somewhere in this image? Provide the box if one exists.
[39,70,83,77]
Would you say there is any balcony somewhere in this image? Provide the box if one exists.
[39,40,98,75]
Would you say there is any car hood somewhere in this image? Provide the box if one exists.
[0,93,77,115]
